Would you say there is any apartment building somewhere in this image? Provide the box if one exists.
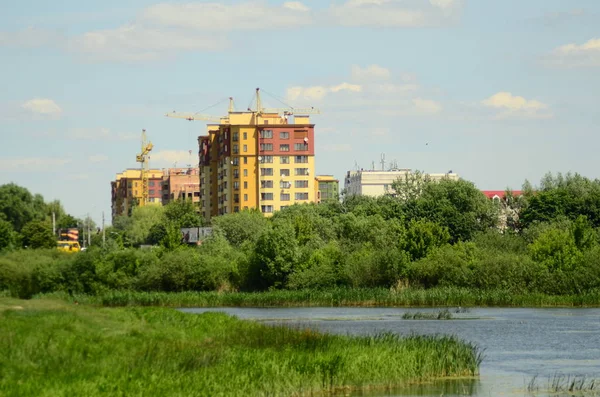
[111,169,163,219]
[344,169,459,197]
[198,111,316,221]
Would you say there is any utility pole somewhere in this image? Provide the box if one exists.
[87,213,91,248]
[102,211,106,248]
[52,212,56,236]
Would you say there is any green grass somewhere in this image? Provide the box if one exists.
[0,298,482,396]
[33,287,600,308]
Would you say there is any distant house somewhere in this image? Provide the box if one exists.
[481,190,523,201]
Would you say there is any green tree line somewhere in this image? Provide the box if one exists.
[3,172,600,298]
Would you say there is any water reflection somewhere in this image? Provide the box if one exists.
[349,378,479,396]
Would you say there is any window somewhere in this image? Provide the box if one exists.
[243,145,247,153]
[233,181,240,190]
[244,194,248,201]
[295,192,309,200]
[261,168,273,176]
[280,206,288,211]
[260,155,273,163]
[260,143,273,151]
[234,206,239,213]
[295,180,308,188]
[260,130,273,139]
[261,205,273,213]
[280,169,290,177]
[280,131,289,139]
[233,132,239,141]
[149,189,155,195]
[280,156,289,164]
[294,155,308,163]
[261,192,273,200]
[243,156,248,164]
[234,194,239,203]
[279,144,290,152]
[261,180,273,189]
[233,144,239,154]
[244,181,248,189]
[243,132,247,140]
[280,193,290,201]
[280,181,291,189]
[243,169,248,177]
[149,181,155,187]
[295,168,309,176]
[294,143,309,151]
[232,158,239,166]
[233,169,239,178]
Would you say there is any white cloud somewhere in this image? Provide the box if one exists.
[0,157,71,172]
[69,25,225,62]
[89,154,109,163]
[287,82,362,102]
[149,150,197,167]
[482,92,551,119]
[21,98,62,118]
[545,37,600,68]
[283,2,310,12]
[141,2,311,31]
[328,0,462,27]
[351,64,391,81]
[413,98,442,114]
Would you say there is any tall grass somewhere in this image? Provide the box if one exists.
[0,298,482,396]
[35,287,600,308]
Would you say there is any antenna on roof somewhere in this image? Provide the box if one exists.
[380,153,386,171]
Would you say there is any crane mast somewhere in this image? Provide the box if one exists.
[136,129,153,207]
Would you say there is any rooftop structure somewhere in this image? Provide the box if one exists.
[344,169,459,197]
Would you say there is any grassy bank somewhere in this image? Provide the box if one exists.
[0,298,481,396]
[34,287,600,308]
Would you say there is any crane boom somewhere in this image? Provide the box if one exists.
[136,129,153,207]
[261,108,320,115]
[165,112,222,123]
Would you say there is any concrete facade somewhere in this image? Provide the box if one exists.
[344,169,459,197]
[111,169,164,220]
[315,175,339,203]
[162,168,200,204]
[198,112,317,221]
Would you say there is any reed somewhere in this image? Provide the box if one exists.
[0,298,482,396]
[34,287,600,308]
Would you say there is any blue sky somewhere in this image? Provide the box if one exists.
[1,0,600,224]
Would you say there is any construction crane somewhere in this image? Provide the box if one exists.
[254,88,321,116]
[165,90,320,124]
[136,129,153,207]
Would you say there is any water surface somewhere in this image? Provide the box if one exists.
[181,307,600,396]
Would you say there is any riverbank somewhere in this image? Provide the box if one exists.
[34,287,600,308]
[0,297,481,396]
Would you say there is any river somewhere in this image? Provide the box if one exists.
[180,307,600,396]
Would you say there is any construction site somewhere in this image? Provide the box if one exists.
[111,88,336,222]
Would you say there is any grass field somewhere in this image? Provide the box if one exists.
[34,287,600,308]
[0,298,482,396]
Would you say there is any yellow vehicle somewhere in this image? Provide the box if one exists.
[57,241,81,253]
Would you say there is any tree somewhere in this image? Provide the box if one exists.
[250,224,299,289]
[0,219,14,250]
[125,206,165,246]
[0,184,47,231]
[21,220,56,249]
[212,209,270,247]
[403,219,450,261]
[164,199,203,228]
[403,178,498,242]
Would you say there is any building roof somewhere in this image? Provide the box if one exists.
[481,190,523,199]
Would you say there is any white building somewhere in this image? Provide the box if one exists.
[344,169,459,197]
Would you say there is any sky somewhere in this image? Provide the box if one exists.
[1,0,600,224]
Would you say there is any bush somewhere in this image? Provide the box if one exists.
[407,243,476,288]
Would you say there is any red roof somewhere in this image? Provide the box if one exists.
[481,190,523,199]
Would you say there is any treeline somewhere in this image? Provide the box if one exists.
[2,172,600,298]
[0,183,95,250]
